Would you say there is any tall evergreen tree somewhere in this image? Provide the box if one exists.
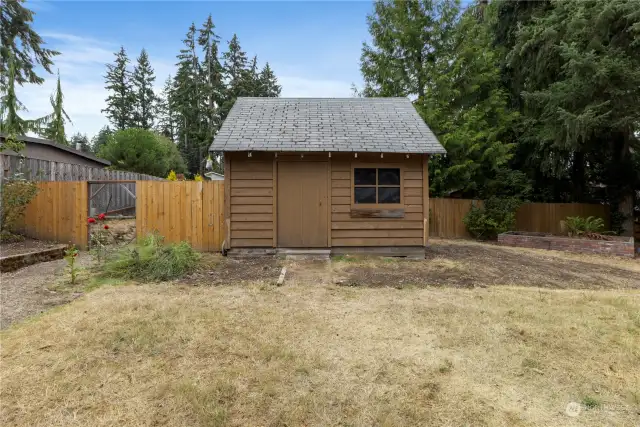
[102,46,135,130]
[0,52,47,150]
[173,23,205,173]
[0,0,59,86]
[41,72,71,145]
[220,34,248,120]
[198,14,224,136]
[156,76,176,142]
[239,55,260,96]
[131,48,156,129]
[258,63,281,97]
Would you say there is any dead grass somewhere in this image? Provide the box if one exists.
[2,280,639,426]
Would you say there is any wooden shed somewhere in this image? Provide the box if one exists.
[210,97,446,257]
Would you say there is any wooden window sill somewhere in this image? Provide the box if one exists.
[350,208,405,218]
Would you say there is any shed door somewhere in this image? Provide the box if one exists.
[277,161,328,247]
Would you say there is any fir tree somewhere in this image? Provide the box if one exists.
[131,48,156,129]
[0,52,47,150]
[258,63,281,97]
[102,46,135,130]
[91,125,113,154]
[239,55,260,96]
[173,23,204,173]
[41,72,71,145]
[220,34,248,120]
[0,0,59,85]
[156,76,176,142]
[198,14,224,135]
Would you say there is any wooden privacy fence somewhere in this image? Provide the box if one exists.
[21,182,89,248]
[429,198,610,238]
[136,181,225,251]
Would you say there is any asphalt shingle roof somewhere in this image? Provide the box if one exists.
[209,97,446,154]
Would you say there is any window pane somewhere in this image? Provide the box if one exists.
[354,168,376,185]
[378,187,400,204]
[354,187,376,204]
[378,168,400,185]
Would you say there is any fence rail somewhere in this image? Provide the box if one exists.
[429,198,610,238]
[136,181,225,251]
[18,182,614,251]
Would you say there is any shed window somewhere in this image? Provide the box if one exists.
[353,167,401,204]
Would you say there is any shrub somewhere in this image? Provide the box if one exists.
[463,197,521,240]
[167,170,177,181]
[0,178,39,233]
[101,233,200,281]
[194,173,204,182]
[564,216,605,237]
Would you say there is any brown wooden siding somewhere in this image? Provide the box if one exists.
[228,153,274,247]
[330,153,424,247]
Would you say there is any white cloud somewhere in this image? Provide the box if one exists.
[17,32,354,139]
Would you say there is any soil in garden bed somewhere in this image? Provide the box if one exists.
[0,238,63,258]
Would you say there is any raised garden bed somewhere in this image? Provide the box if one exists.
[0,239,68,272]
[498,231,635,258]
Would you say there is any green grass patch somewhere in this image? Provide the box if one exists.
[101,234,200,282]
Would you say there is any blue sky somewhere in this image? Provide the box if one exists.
[21,1,374,138]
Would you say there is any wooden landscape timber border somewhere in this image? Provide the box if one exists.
[18,180,615,252]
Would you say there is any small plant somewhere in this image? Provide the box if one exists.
[101,233,200,282]
[581,395,601,409]
[194,173,204,182]
[64,245,80,285]
[167,170,177,181]
[88,213,113,262]
[565,216,605,237]
[463,197,521,240]
[0,176,39,235]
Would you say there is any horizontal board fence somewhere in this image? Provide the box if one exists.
[429,198,610,238]
[21,182,89,249]
[1,154,163,182]
[136,181,225,252]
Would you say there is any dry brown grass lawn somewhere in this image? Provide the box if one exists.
[2,274,639,426]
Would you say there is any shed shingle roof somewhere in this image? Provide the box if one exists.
[209,97,446,154]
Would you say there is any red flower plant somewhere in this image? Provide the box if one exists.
[104,225,109,230]
[88,217,96,224]
[97,213,106,220]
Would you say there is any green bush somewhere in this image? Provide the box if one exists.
[101,234,200,281]
[1,178,39,233]
[463,197,521,240]
[564,216,605,237]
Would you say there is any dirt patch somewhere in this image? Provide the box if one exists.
[331,240,640,289]
[0,253,93,329]
[181,254,282,286]
[0,238,62,258]
[90,218,136,245]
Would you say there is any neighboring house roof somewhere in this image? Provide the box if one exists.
[209,97,446,154]
[0,134,111,166]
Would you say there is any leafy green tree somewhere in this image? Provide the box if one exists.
[41,72,71,145]
[132,48,156,129]
[0,0,59,86]
[258,63,281,97]
[98,128,186,176]
[103,46,135,130]
[360,0,460,98]
[91,125,112,154]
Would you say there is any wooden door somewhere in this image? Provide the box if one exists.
[277,161,328,247]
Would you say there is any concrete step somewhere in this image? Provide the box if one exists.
[277,248,331,260]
